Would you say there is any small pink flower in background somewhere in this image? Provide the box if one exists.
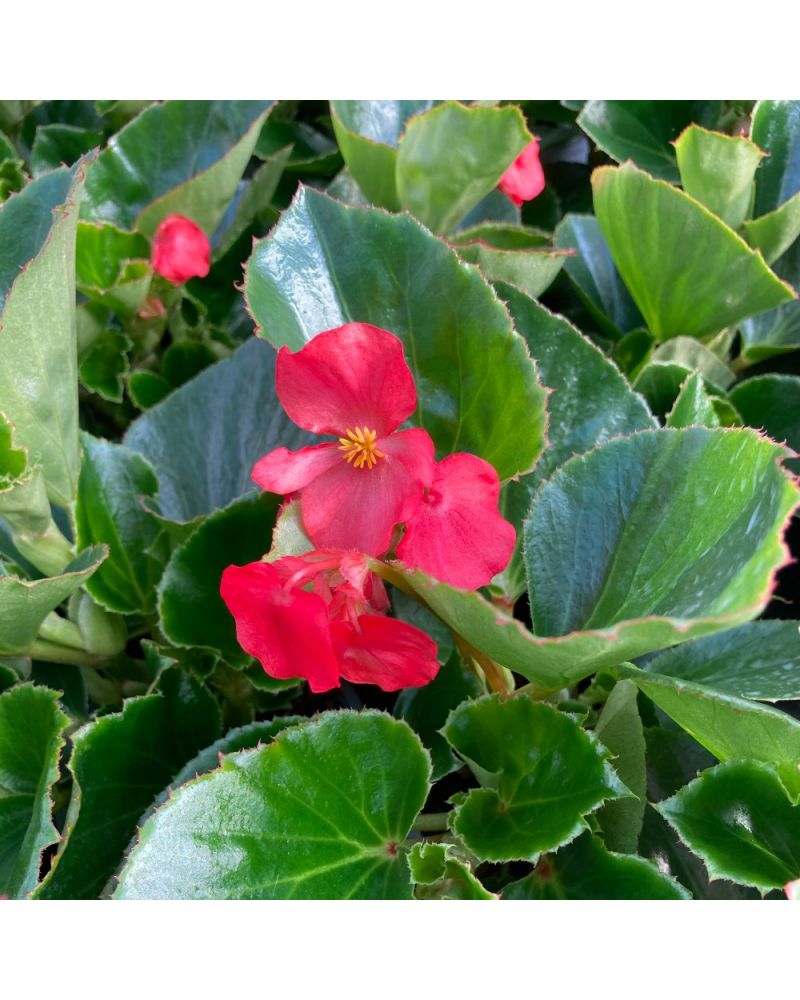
[786,878,800,900]
[151,214,211,285]
[252,323,435,556]
[220,551,439,692]
[396,453,516,590]
[498,139,546,206]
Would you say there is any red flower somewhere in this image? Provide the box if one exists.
[151,214,211,285]
[252,324,435,556]
[396,453,516,590]
[498,139,545,206]
[220,551,439,692]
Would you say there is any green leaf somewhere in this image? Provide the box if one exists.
[330,100,434,210]
[455,241,569,299]
[211,149,290,262]
[30,124,103,177]
[553,213,644,337]
[75,434,164,614]
[124,337,314,524]
[114,711,431,899]
[493,285,655,601]
[0,684,67,897]
[36,668,221,899]
[0,165,85,506]
[592,162,795,341]
[674,125,763,229]
[78,326,132,403]
[408,842,495,900]
[443,695,626,862]
[635,361,694,419]
[751,100,800,217]
[666,372,721,428]
[503,832,688,899]
[594,680,646,853]
[157,493,280,662]
[652,337,734,390]
[623,665,800,801]
[526,428,798,637]
[729,375,800,456]
[244,186,547,480]
[75,221,151,315]
[395,102,529,233]
[82,101,273,236]
[743,192,800,264]
[577,100,723,182]
[658,761,800,891]
[395,649,482,781]
[0,546,107,655]
[645,620,800,701]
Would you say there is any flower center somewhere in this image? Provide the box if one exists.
[338,426,384,470]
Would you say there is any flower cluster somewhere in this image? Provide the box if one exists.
[221,322,515,692]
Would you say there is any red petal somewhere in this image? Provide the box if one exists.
[396,452,516,589]
[151,214,210,285]
[331,615,439,690]
[220,562,340,692]
[276,323,417,436]
[498,140,545,206]
[299,429,434,556]
[252,442,340,495]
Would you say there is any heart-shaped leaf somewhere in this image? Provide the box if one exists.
[114,711,431,899]
[592,162,795,340]
[658,761,800,891]
[0,684,68,898]
[244,186,547,480]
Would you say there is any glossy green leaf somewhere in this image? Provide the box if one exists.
[0,546,107,655]
[36,668,221,899]
[395,650,482,781]
[553,214,644,337]
[0,165,85,506]
[645,620,800,701]
[658,761,800,891]
[493,285,654,601]
[594,680,646,853]
[743,192,800,265]
[674,125,763,229]
[157,493,280,662]
[75,434,164,614]
[244,186,547,480]
[330,100,434,210]
[115,711,431,899]
[82,101,272,236]
[653,337,734,391]
[30,124,103,178]
[751,100,800,217]
[408,842,495,900]
[635,361,694,419]
[593,162,795,341]
[124,337,314,524]
[666,372,721,428]
[0,684,67,897]
[578,100,723,182]
[625,665,800,800]
[396,102,529,233]
[255,119,340,175]
[443,695,626,862]
[75,221,151,315]
[729,375,800,455]
[211,148,290,262]
[456,241,569,299]
[78,326,132,403]
[503,832,688,899]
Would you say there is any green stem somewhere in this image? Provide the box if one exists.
[27,640,102,668]
[412,812,451,833]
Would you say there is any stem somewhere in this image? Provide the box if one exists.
[455,635,514,695]
[730,353,752,375]
[27,640,103,668]
[412,812,451,833]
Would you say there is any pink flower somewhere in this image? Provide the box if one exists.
[498,139,545,206]
[151,214,211,285]
[220,551,439,692]
[252,323,435,556]
[396,453,516,590]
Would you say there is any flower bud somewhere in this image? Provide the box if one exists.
[151,214,210,285]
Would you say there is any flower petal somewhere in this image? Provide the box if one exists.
[252,442,340,495]
[220,562,340,692]
[396,452,516,589]
[331,615,439,690]
[498,139,545,207]
[276,323,417,436]
[299,429,434,555]
[151,214,210,285]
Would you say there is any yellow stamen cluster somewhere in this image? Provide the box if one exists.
[338,426,384,470]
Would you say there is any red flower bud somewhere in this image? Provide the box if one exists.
[151,214,210,285]
[498,139,546,206]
